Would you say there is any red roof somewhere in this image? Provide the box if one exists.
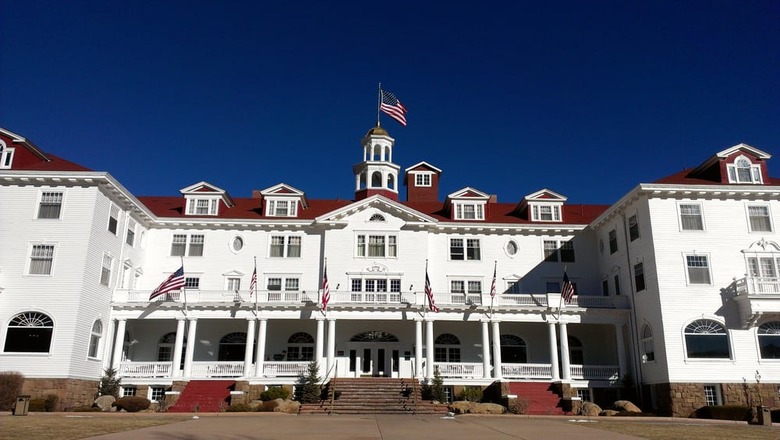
[12,153,92,172]
[655,169,780,186]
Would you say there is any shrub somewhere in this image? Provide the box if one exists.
[260,386,290,401]
[295,361,322,403]
[507,397,529,415]
[45,394,60,412]
[226,403,254,412]
[457,386,483,402]
[0,371,25,411]
[421,367,446,403]
[97,368,121,398]
[29,398,47,412]
[691,405,751,422]
[114,396,151,412]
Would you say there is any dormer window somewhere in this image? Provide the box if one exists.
[186,198,218,216]
[727,156,762,184]
[0,141,14,169]
[414,173,432,187]
[454,202,485,220]
[267,199,298,217]
[531,204,561,222]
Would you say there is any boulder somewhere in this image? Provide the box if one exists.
[613,400,641,413]
[600,409,620,416]
[471,403,506,414]
[579,401,601,416]
[273,399,300,414]
[448,401,476,414]
[94,395,116,412]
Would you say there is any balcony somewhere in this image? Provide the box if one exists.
[118,361,308,379]
[732,277,780,327]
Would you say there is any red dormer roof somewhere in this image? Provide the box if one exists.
[656,143,778,186]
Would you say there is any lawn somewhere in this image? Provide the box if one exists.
[582,418,779,440]
[0,414,191,440]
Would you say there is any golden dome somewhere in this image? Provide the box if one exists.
[364,125,389,137]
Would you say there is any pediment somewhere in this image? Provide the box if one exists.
[405,161,442,174]
[179,181,235,209]
[524,188,567,202]
[260,183,308,208]
[447,186,490,200]
[316,194,437,224]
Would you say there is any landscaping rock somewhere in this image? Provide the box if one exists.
[274,399,300,414]
[613,400,641,413]
[472,403,505,414]
[600,409,620,416]
[580,401,601,416]
[448,401,476,414]
[94,395,116,411]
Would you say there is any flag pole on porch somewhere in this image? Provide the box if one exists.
[181,256,188,316]
[489,260,497,319]
[252,256,258,314]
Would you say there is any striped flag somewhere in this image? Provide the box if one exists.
[562,270,575,303]
[380,90,408,126]
[249,265,257,298]
[425,268,439,313]
[321,263,331,310]
[490,263,497,298]
[150,266,185,301]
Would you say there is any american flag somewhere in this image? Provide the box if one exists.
[149,266,185,301]
[380,90,408,126]
[562,270,575,303]
[321,263,330,310]
[490,263,497,298]
[425,268,439,312]
[249,266,257,298]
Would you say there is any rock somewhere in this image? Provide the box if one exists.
[448,401,476,414]
[580,401,602,416]
[600,409,620,416]
[472,403,506,414]
[613,400,641,413]
[94,395,116,411]
[273,399,300,414]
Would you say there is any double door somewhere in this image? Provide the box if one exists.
[348,345,400,377]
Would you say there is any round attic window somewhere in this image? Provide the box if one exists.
[231,236,244,252]
[505,240,518,256]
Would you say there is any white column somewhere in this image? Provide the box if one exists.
[315,318,325,375]
[415,319,423,379]
[243,318,257,377]
[255,319,267,378]
[548,321,560,381]
[327,319,336,377]
[172,319,186,378]
[111,319,126,371]
[102,318,116,372]
[614,323,627,378]
[559,322,571,380]
[425,319,434,379]
[481,320,491,379]
[183,318,198,378]
[491,320,503,379]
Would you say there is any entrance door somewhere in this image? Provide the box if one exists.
[349,345,396,377]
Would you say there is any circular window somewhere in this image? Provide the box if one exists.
[231,236,244,252]
[505,240,518,256]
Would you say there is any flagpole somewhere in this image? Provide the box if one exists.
[557,264,567,320]
[253,256,258,314]
[181,256,188,316]
[321,257,328,317]
[490,260,496,319]
[377,83,382,127]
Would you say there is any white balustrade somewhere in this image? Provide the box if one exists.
[262,362,309,377]
[434,362,484,378]
[569,364,620,380]
[189,361,245,378]
[118,362,172,378]
[501,363,553,379]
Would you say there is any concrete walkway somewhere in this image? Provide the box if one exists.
[83,413,646,440]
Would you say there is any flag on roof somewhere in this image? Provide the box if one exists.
[562,270,575,303]
[425,268,439,312]
[321,263,331,311]
[380,90,408,126]
[150,266,185,301]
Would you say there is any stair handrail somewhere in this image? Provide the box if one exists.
[328,364,337,414]
[411,364,418,414]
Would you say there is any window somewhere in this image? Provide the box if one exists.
[449,238,481,261]
[186,198,218,216]
[350,278,401,302]
[450,280,482,304]
[634,262,645,292]
[108,204,120,234]
[37,191,63,219]
[88,320,103,358]
[727,156,762,184]
[415,173,432,187]
[0,142,14,168]
[505,240,518,256]
[4,312,54,353]
[641,324,655,362]
[679,203,704,231]
[506,281,521,294]
[29,244,55,275]
[267,276,301,301]
[231,236,244,252]
[150,386,166,403]
[685,319,730,359]
[568,336,584,365]
[543,239,575,262]
[686,255,711,284]
[184,277,200,289]
[266,199,297,217]
[531,204,561,222]
[747,205,772,232]
[614,275,621,296]
[500,334,527,363]
[126,219,136,246]
[227,277,241,291]
[434,333,461,362]
[577,389,592,402]
[287,332,315,361]
[122,387,137,397]
[453,202,485,220]
[628,215,640,241]
[170,234,204,256]
[270,236,302,258]
[157,332,186,369]
[758,321,780,359]
[602,279,609,296]
[355,234,397,258]
[369,213,386,222]
[703,384,722,406]
[100,254,113,286]
[608,230,618,254]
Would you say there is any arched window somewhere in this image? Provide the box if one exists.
[157,332,187,369]
[349,331,399,342]
[758,321,780,359]
[387,174,395,190]
[371,171,382,188]
[372,145,381,161]
[568,336,584,365]
[359,172,367,190]
[369,213,385,222]
[641,324,655,362]
[434,333,461,362]
[500,334,527,363]
[4,312,54,353]
[684,319,730,359]
[287,332,315,361]
[219,332,247,361]
[728,155,762,184]
[88,320,103,358]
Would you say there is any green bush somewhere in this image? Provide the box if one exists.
[97,368,121,399]
[226,403,254,412]
[295,361,322,403]
[0,371,25,411]
[45,394,60,412]
[260,387,290,401]
[457,386,483,402]
[29,398,47,412]
[114,396,151,412]
[691,405,751,422]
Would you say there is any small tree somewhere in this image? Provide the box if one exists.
[97,367,121,398]
[0,371,25,411]
[421,366,447,403]
[295,361,322,403]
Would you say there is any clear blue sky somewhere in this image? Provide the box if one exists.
[1,1,778,205]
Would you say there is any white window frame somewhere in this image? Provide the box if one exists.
[414,172,432,187]
[703,384,723,406]
[108,203,120,235]
[449,237,481,261]
[185,197,219,216]
[530,203,562,222]
[727,155,763,184]
[746,204,773,233]
[36,191,64,220]
[170,234,205,257]
[265,198,298,217]
[641,324,655,363]
[100,253,113,286]
[453,202,485,221]
[628,214,640,241]
[226,277,241,291]
[269,235,302,258]
[684,253,712,285]
[678,202,705,231]
[0,142,14,169]
[88,319,103,359]
[448,277,483,304]
[266,274,302,301]
[125,219,136,247]
[543,239,575,262]
[184,277,200,290]
[28,243,56,275]
[149,386,166,403]
[355,233,398,258]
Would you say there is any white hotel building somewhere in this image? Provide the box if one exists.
[1,125,779,416]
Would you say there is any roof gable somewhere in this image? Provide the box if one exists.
[405,161,442,174]
[316,194,437,224]
[446,186,490,200]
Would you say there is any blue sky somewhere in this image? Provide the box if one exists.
[1,1,778,205]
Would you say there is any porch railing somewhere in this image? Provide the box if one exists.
[118,362,172,378]
[434,362,484,378]
[190,362,244,378]
[263,361,309,377]
[570,364,620,381]
[501,363,553,379]
[734,277,780,295]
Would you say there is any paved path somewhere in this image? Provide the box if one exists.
[84,413,645,440]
